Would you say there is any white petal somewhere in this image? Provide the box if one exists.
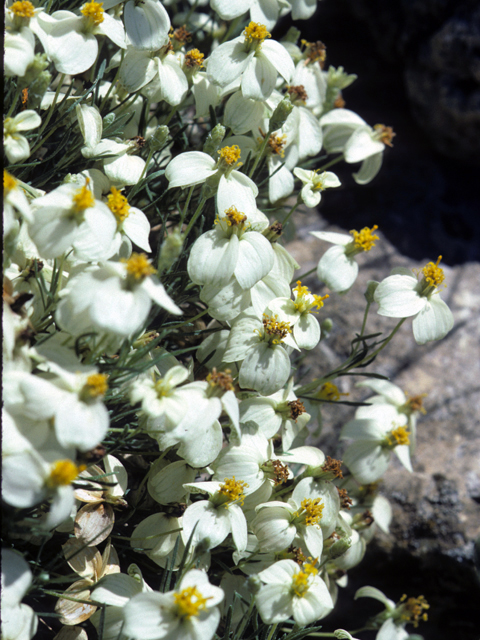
[124,0,170,51]
[241,55,277,101]
[317,245,359,293]
[344,126,385,163]
[207,38,251,87]
[412,294,454,344]
[293,314,320,350]
[374,275,425,318]
[122,207,151,251]
[239,342,291,395]
[165,152,216,189]
[188,231,239,286]
[343,441,391,484]
[260,40,294,82]
[310,230,351,246]
[353,152,383,185]
[235,233,274,289]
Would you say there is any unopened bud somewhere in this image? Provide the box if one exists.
[268,96,294,133]
[149,125,170,152]
[364,280,379,303]
[158,227,184,273]
[262,221,283,242]
[320,318,333,339]
[328,536,352,560]
[203,124,226,156]
[246,575,262,595]
[19,54,51,108]
[103,112,116,128]
[283,26,301,44]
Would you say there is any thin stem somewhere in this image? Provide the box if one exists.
[179,185,195,227]
[248,134,270,178]
[281,196,301,228]
[6,86,21,118]
[221,16,241,44]
[315,154,345,172]
[183,194,208,238]
[293,266,317,282]
[99,58,123,112]
[266,623,278,640]
[31,74,66,153]
[233,597,256,640]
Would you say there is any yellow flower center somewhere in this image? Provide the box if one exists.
[206,368,234,391]
[218,145,241,166]
[4,170,18,195]
[82,373,109,399]
[373,124,396,147]
[81,0,104,24]
[267,133,287,157]
[122,253,157,280]
[350,225,379,252]
[294,498,324,526]
[46,460,86,488]
[243,21,271,45]
[10,0,34,17]
[422,256,444,288]
[385,425,410,447]
[316,381,342,401]
[311,170,330,191]
[107,187,130,223]
[291,561,318,597]
[184,48,204,69]
[218,476,249,506]
[72,180,94,213]
[292,281,329,314]
[173,586,209,619]
[224,205,247,226]
[398,594,429,627]
[261,313,292,344]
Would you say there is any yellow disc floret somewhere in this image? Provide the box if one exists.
[292,281,329,314]
[218,476,249,506]
[81,0,104,24]
[206,368,234,392]
[10,1,35,18]
[294,498,324,526]
[398,594,429,627]
[262,313,292,344]
[350,225,379,252]
[184,48,204,69]
[174,586,209,619]
[218,145,241,166]
[46,460,86,488]
[122,253,157,280]
[422,256,444,288]
[385,425,410,447]
[224,205,247,226]
[4,170,18,195]
[72,179,94,213]
[82,373,109,399]
[243,21,271,45]
[107,187,130,223]
[291,561,318,597]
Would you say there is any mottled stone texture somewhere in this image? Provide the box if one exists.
[286,208,480,638]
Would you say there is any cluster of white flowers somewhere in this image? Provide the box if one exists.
[3,1,452,639]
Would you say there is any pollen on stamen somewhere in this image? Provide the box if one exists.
[422,256,444,288]
[224,205,247,226]
[322,455,344,479]
[46,460,86,488]
[81,0,104,25]
[83,373,109,399]
[350,225,379,252]
[72,179,94,213]
[398,594,430,627]
[291,562,318,597]
[296,497,324,526]
[174,586,209,619]
[122,253,157,280]
[386,425,410,447]
[107,187,130,223]
[301,39,327,66]
[262,313,292,344]
[184,48,204,69]
[10,0,35,18]
[287,84,309,103]
[4,170,18,194]
[206,367,234,391]
[316,381,349,402]
[218,145,241,166]
[374,123,396,147]
[219,476,249,506]
[243,21,271,44]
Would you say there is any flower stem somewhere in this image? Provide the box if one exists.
[184,194,208,238]
[248,133,270,178]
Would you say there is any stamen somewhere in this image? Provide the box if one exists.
[287,84,308,103]
[107,187,130,223]
[218,145,241,166]
[350,225,379,252]
[122,253,157,280]
[290,561,318,597]
[223,205,247,226]
[218,477,248,506]
[4,170,18,195]
[337,487,353,509]
[287,399,306,421]
[206,368,234,391]
[10,0,35,17]
[398,594,429,627]
[294,498,324,526]
[81,0,104,25]
[373,124,396,147]
[301,40,327,66]
[72,179,94,213]
[174,586,209,619]
[262,313,292,344]
[184,48,204,69]
[422,256,444,288]
[46,460,86,488]
[243,22,271,45]
[385,425,410,447]
[322,456,344,479]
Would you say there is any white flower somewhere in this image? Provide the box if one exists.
[293,168,341,208]
[206,22,294,101]
[340,404,413,484]
[1,549,38,640]
[355,587,429,640]
[105,187,152,254]
[374,257,454,344]
[3,170,33,238]
[29,178,117,261]
[4,28,35,78]
[223,311,297,395]
[256,559,334,624]
[165,144,258,202]
[181,478,248,552]
[310,226,380,293]
[31,2,126,75]
[4,110,41,164]
[267,280,329,350]
[122,569,224,640]
[188,204,274,290]
[56,253,182,339]
[123,0,170,51]
[148,459,196,505]
[130,513,185,569]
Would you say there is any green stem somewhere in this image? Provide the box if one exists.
[99,58,123,112]
[162,105,178,126]
[248,133,270,178]
[183,194,208,238]
[221,16,241,44]
[233,598,256,640]
[6,86,21,118]
[293,266,317,282]
[266,623,278,640]
[315,154,345,172]
[31,74,66,153]
[281,196,301,228]
[180,185,195,227]
[351,301,371,356]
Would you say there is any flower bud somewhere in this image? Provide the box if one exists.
[246,575,262,595]
[283,26,301,44]
[327,536,352,560]
[149,125,170,152]
[18,54,51,108]
[364,280,379,303]
[268,95,294,133]
[203,124,226,156]
[320,318,333,339]
[103,112,116,128]
[158,226,184,273]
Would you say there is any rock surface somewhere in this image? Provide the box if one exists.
[285,207,480,638]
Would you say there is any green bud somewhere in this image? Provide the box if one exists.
[203,124,226,156]
[320,318,333,339]
[149,125,170,152]
[103,112,116,128]
[283,27,301,44]
[364,280,379,303]
[328,536,352,560]
[246,575,262,595]
[18,54,51,108]
[268,95,294,133]
[158,227,185,273]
